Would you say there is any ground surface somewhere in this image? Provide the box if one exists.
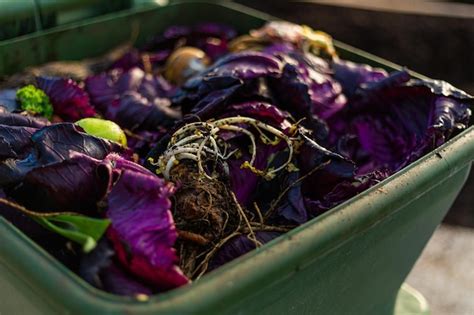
[406,225,474,315]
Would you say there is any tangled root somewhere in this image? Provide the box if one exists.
[170,163,240,277]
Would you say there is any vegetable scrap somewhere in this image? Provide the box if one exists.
[0,21,472,297]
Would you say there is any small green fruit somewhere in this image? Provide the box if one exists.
[76,118,127,147]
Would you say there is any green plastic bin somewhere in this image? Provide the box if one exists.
[0,2,473,314]
[0,0,138,41]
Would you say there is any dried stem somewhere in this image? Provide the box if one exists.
[177,230,211,246]
[253,202,264,228]
[242,225,293,233]
[0,197,79,218]
[192,231,241,279]
[230,191,259,248]
[264,160,332,220]
[124,129,145,141]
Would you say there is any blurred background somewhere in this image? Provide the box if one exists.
[233,1,474,314]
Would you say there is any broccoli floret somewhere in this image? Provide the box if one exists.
[16,85,53,120]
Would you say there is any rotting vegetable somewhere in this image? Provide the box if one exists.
[0,21,472,297]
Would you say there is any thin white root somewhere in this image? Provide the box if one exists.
[218,125,257,165]
[155,116,296,181]
[197,136,214,180]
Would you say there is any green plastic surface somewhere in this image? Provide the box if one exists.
[0,0,133,41]
[0,2,473,314]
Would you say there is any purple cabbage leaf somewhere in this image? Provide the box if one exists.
[328,71,473,174]
[332,59,388,99]
[36,76,97,121]
[173,51,283,118]
[0,123,123,213]
[85,68,180,132]
[209,232,281,271]
[102,154,189,290]
[144,23,237,62]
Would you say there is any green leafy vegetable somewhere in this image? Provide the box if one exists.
[0,198,109,252]
[35,215,110,253]
[16,85,54,120]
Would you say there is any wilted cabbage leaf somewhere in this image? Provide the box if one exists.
[328,71,473,174]
[86,68,180,131]
[36,76,96,121]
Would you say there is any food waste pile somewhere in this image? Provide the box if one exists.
[0,21,472,296]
